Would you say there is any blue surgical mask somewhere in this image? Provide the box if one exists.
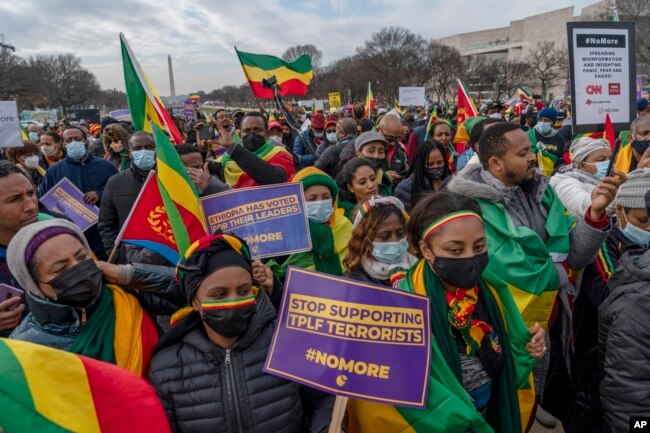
[131,149,156,170]
[535,122,552,135]
[591,160,610,180]
[326,132,338,143]
[621,213,650,248]
[28,131,39,142]
[372,238,409,264]
[65,141,87,160]
[305,199,333,224]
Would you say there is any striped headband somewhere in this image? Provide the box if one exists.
[421,211,483,241]
[353,195,408,228]
[201,295,256,311]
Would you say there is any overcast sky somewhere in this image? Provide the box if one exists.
[1,0,599,95]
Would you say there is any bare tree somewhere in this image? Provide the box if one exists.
[424,42,463,103]
[282,44,323,70]
[525,41,567,101]
[488,59,531,100]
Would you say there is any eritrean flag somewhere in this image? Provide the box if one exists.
[236,48,313,99]
[0,338,170,433]
[116,171,180,264]
[120,33,184,144]
[453,79,479,144]
[151,122,207,257]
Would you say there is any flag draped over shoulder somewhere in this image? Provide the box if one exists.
[0,338,170,433]
[151,123,207,257]
[365,82,375,118]
[217,140,295,188]
[526,129,557,177]
[348,259,530,433]
[236,49,313,99]
[120,33,183,144]
[453,79,479,144]
[117,171,180,264]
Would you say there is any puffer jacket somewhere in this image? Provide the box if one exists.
[550,166,600,218]
[599,248,650,433]
[148,292,335,433]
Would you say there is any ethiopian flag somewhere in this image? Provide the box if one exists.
[365,81,376,118]
[513,85,533,102]
[120,33,183,144]
[236,48,313,99]
[117,171,180,265]
[151,123,207,257]
[0,338,170,433]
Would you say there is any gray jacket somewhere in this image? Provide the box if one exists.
[447,164,610,396]
[599,249,650,433]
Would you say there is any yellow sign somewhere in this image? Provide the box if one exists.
[328,92,341,108]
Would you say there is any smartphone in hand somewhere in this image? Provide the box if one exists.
[0,284,23,310]
[199,124,214,141]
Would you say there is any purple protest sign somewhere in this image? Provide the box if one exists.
[264,267,431,408]
[40,178,99,232]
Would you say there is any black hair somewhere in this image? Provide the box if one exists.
[478,122,521,169]
[468,118,502,150]
[128,131,154,149]
[407,140,451,208]
[62,126,87,139]
[0,160,30,180]
[175,143,201,156]
[335,157,376,203]
[407,191,482,255]
[242,111,268,131]
[215,108,227,116]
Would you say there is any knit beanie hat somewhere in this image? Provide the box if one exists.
[291,167,339,204]
[615,169,650,209]
[569,137,610,164]
[538,108,558,123]
[7,219,89,298]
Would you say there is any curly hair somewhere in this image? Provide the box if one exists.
[343,197,406,272]
[102,123,132,153]
[5,141,40,163]
[407,191,482,257]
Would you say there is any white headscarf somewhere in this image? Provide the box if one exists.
[569,137,610,165]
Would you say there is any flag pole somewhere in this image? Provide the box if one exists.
[234,46,266,112]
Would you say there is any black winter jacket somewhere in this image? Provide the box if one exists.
[599,248,650,433]
[148,292,334,433]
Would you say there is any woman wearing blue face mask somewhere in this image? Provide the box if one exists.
[394,140,451,211]
[267,167,353,280]
[550,137,624,218]
[566,168,650,432]
[344,195,417,287]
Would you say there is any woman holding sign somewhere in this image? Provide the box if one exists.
[344,195,417,287]
[347,192,546,433]
[148,234,335,433]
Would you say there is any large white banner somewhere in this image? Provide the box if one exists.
[0,101,23,148]
[568,22,636,134]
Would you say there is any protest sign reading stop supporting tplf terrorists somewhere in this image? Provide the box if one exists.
[265,267,431,408]
[200,183,311,259]
[40,178,100,232]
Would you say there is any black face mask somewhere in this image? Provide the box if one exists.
[201,297,257,338]
[431,252,489,288]
[426,168,444,181]
[368,157,389,172]
[632,140,650,155]
[242,133,266,152]
[354,109,364,118]
[282,132,291,139]
[44,259,103,308]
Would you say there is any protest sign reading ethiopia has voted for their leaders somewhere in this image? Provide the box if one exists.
[265,267,431,408]
[200,183,311,259]
[40,178,100,232]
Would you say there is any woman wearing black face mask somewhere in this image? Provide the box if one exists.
[148,234,336,433]
[394,140,451,211]
[6,219,159,377]
[348,192,546,432]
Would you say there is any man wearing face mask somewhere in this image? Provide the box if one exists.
[209,111,295,188]
[567,169,650,432]
[483,100,505,120]
[99,132,168,265]
[377,113,409,183]
[613,114,650,174]
[526,107,568,176]
[293,106,310,132]
[351,102,374,133]
[27,124,42,143]
[39,126,118,260]
[315,118,357,177]
[448,122,620,424]
[293,112,325,167]
[6,219,159,377]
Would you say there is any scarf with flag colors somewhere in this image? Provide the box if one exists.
[365,82,376,118]
[217,140,295,188]
[0,338,170,433]
[348,259,528,433]
[235,48,313,99]
[117,171,180,265]
[453,79,479,145]
[151,123,207,258]
[120,33,183,144]
[68,284,158,377]
[526,128,557,177]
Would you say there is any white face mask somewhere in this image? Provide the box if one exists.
[24,155,40,169]
[488,113,502,120]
